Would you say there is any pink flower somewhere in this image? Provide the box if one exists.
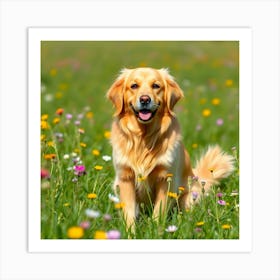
[41,168,50,179]
[216,118,224,126]
[79,221,91,229]
[217,192,223,198]
[66,114,72,120]
[217,200,226,206]
[106,230,121,239]
[74,165,86,176]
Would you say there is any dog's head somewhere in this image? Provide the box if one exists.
[107,67,183,124]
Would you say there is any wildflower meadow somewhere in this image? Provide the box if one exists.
[41,41,239,239]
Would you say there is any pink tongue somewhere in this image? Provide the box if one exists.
[139,111,152,121]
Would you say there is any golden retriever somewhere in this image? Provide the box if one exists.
[107,67,234,231]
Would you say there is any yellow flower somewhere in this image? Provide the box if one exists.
[104,130,111,139]
[211,98,221,105]
[115,202,125,209]
[202,109,211,117]
[41,114,48,120]
[41,120,49,130]
[55,92,63,99]
[137,175,147,182]
[50,68,57,76]
[86,111,94,119]
[92,149,100,156]
[199,98,207,105]
[178,186,185,192]
[53,117,60,124]
[192,143,198,149]
[58,83,68,91]
[196,221,205,226]
[80,142,87,148]
[94,165,103,171]
[225,79,233,87]
[47,141,54,147]
[94,231,107,239]
[167,192,178,199]
[222,224,231,229]
[87,193,97,199]
[41,134,46,141]
[67,226,84,239]
[63,203,70,207]
[73,148,80,154]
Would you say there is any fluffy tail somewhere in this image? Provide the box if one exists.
[193,145,235,191]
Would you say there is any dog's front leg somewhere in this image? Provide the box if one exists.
[117,167,136,232]
[152,180,169,220]
[150,166,170,221]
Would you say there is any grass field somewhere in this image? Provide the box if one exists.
[41,41,239,239]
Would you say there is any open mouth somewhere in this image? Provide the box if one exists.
[138,109,154,122]
[131,105,157,122]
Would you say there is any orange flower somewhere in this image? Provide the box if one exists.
[44,154,56,160]
[55,108,64,115]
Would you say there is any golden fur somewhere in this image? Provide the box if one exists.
[107,67,234,230]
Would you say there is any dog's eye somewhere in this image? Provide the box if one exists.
[131,83,138,89]
[152,83,160,89]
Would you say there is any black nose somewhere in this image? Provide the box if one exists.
[140,95,151,105]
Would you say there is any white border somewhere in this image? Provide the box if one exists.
[28,27,252,253]
[1,1,279,279]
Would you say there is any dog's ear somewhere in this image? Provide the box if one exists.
[159,68,184,115]
[107,69,130,117]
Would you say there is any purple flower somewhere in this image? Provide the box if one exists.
[66,113,73,120]
[216,192,223,198]
[217,200,226,206]
[107,230,121,239]
[216,118,224,126]
[192,191,198,200]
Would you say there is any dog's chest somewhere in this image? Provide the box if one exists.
[113,136,180,178]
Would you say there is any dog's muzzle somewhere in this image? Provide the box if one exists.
[130,95,160,123]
